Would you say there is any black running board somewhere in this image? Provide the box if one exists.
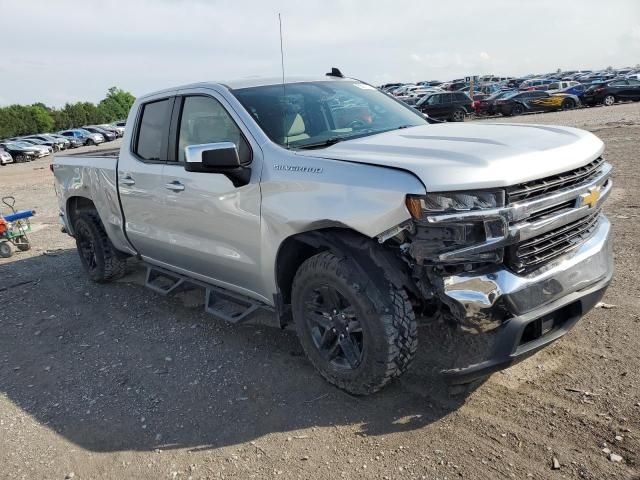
[144,264,269,324]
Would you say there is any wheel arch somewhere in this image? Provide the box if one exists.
[274,227,419,327]
[66,195,98,235]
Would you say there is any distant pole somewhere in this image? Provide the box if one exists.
[279,13,287,147]
[279,13,285,88]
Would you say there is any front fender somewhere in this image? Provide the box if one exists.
[258,150,425,299]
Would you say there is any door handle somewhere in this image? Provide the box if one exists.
[165,181,185,192]
[120,176,135,186]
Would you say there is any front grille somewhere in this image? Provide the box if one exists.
[507,209,601,273]
[507,157,605,203]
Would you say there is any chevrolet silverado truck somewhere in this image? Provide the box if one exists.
[53,71,613,395]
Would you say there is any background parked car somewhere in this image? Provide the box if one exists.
[583,79,640,106]
[519,78,554,90]
[47,133,82,148]
[12,140,51,157]
[58,129,104,146]
[24,134,68,150]
[555,83,589,98]
[473,89,517,115]
[0,142,37,162]
[496,90,579,116]
[98,124,124,137]
[415,91,472,121]
[546,80,580,93]
[82,126,116,141]
[17,137,59,152]
[0,148,14,166]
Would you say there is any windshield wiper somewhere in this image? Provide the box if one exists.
[295,137,345,150]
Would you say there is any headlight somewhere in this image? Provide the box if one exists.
[406,190,505,217]
[405,191,508,264]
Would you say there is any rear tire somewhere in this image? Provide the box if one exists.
[86,139,95,146]
[73,212,126,282]
[450,109,465,122]
[511,103,524,116]
[562,98,576,110]
[603,94,615,106]
[291,251,418,395]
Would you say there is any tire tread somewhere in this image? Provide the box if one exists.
[292,251,418,395]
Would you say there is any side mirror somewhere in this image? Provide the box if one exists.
[184,142,251,187]
[184,142,240,172]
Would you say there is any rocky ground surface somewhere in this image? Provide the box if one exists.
[0,102,639,479]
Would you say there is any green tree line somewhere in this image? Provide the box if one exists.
[0,87,135,139]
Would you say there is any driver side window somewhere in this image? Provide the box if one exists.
[177,95,251,165]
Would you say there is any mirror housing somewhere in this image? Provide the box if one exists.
[184,142,240,171]
[184,142,251,187]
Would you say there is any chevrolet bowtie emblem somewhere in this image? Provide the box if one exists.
[579,186,601,209]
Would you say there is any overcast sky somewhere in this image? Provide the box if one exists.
[1,0,639,106]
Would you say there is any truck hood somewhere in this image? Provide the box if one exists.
[295,123,604,191]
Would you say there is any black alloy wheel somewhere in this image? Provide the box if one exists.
[303,284,364,370]
[75,220,98,273]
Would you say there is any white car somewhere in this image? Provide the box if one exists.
[0,149,14,166]
[546,80,580,93]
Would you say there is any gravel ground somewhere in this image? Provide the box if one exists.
[1,102,639,480]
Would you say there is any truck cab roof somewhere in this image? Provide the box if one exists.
[137,76,355,101]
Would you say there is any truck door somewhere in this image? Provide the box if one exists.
[118,95,176,260]
[159,91,263,298]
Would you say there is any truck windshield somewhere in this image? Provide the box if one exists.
[232,81,426,149]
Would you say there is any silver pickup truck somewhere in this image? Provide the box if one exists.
[53,72,613,395]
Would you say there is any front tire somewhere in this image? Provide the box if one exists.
[73,212,126,282]
[562,98,576,110]
[291,251,418,395]
[511,103,524,116]
[86,139,95,146]
[603,94,615,106]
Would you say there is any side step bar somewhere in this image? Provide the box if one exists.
[144,264,270,324]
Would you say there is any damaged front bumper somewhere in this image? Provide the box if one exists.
[439,215,613,384]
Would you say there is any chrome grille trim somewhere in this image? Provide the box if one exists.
[507,157,605,203]
[507,210,601,273]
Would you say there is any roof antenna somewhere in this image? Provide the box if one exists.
[278,13,288,148]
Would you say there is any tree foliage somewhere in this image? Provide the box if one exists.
[0,87,135,138]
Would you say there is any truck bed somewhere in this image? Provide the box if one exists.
[57,147,120,158]
[53,152,134,256]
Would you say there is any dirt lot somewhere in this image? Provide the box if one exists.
[1,103,639,480]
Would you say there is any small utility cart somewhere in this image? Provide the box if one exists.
[0,196,35,258]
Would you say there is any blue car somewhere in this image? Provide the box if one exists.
[558,84,589,98]
[58,129,105,146]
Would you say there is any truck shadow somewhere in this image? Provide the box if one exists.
[0,249,485,453]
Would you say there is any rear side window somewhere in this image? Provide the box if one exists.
[135,98,172,161]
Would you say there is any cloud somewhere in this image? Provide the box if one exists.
[1,0,639,105]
